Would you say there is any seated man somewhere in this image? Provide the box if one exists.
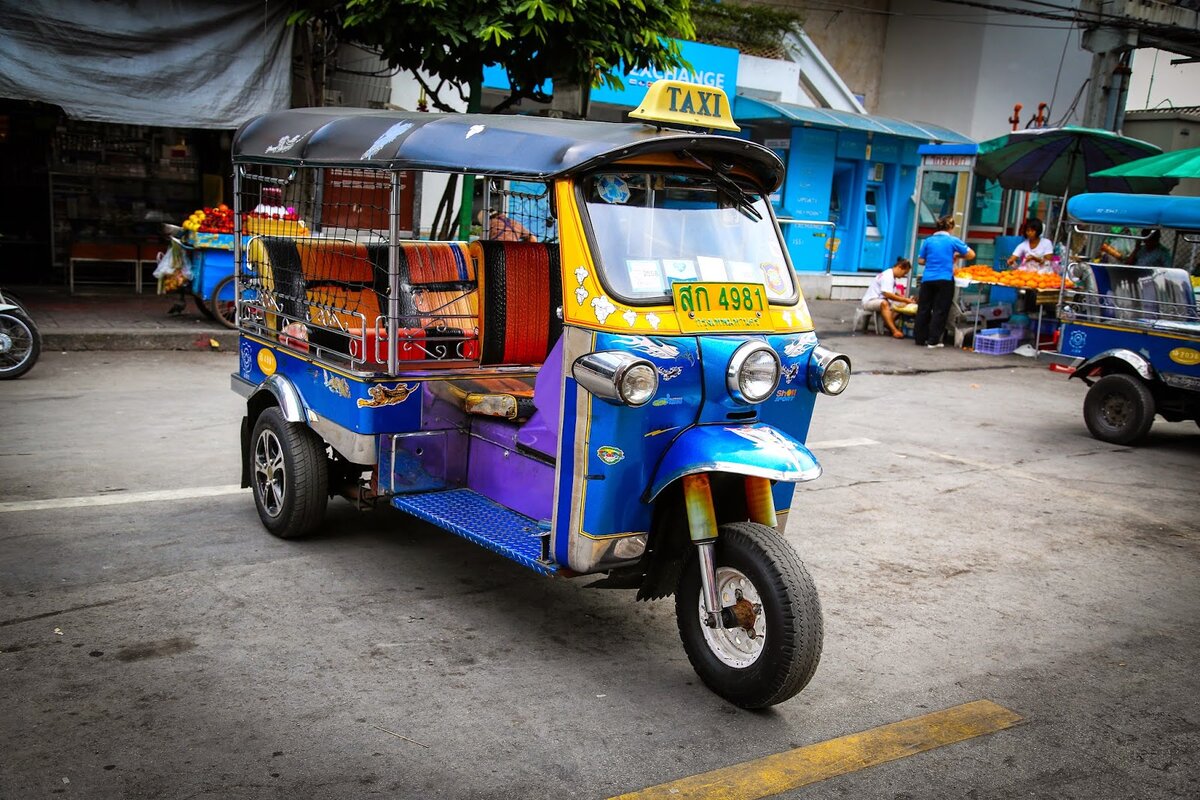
[860,257,913,339]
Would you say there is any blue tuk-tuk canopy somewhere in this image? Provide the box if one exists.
[733,96,972,144]
[233,107,785,190]
[1068,193,1200,231]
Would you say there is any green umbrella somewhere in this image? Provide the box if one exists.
[976,126,1175,196]
[1091,146,1200,179]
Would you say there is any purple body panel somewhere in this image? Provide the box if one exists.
[516,339,563,459]
[467,433,555,521]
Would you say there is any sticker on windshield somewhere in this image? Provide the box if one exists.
[696,256,727,282]
[626,259,664,293]
[662,259,698,282]
[596,174,631,204]
[762,262,787,295]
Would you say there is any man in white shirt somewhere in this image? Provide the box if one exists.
[860,257,913,339]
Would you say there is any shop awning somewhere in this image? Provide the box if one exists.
[734,96,972,144]
[0,0,293,129]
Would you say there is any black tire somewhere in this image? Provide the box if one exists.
[0,310,41,380]
[675,521,823,709]
[193,291,217,320]
[249,407,329,538]
[210,275,238,329]
[1083,373,1155,445]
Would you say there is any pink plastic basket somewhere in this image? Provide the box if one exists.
[974,328,1020,355]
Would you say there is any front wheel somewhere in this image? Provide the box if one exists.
[0,310,41,379]
[250,407,329,538]
[1083,373,1155,445]
[675,522,823,708]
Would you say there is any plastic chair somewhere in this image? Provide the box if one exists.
[852,306,884,334]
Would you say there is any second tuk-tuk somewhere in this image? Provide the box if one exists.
[227,80,851,708]
[1051,193,1200,443]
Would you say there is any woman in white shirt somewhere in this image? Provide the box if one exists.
[1007,217,1054,268]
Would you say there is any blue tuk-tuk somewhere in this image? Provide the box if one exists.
[227,80,852,707]
[1051,193,1200,443]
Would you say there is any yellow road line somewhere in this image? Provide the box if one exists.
[608,699,1022,800]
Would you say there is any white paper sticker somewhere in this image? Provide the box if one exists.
[696,256,727,282]
[626,259,664,293]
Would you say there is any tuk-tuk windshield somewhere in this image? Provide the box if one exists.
[581,171,796,304]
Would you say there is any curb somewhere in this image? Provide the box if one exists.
[42,330,239,352]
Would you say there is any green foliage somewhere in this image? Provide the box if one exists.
[293,0,695,112]
[690,0,803,57]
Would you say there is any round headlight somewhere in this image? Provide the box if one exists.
[727,342,780,404]
[822,357,851,395]
[619,362,658,407]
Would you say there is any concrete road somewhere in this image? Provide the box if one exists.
[1,345,1197,799]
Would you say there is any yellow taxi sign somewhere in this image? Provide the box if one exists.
[629,79,740,132]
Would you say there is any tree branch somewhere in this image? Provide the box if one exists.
[409,70,460,112]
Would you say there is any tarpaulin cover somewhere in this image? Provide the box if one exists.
[0,0,293,129]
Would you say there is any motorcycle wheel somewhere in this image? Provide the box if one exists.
[675,521,822,709]
[0,310,41,380]
[249,407,329,539]
[210,275,238,329]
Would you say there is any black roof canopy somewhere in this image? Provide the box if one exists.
[233,108,785,190]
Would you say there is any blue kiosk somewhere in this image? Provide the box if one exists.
[732,97,972,275]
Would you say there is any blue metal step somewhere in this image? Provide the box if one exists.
[391,489,557,575]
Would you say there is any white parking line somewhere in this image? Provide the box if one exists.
[807,437,879,450]
[0,485,245,514]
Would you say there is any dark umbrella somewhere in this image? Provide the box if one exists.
[975,126,1176,197]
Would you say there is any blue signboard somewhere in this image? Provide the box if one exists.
[482,39,738,110]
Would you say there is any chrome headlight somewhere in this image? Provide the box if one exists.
[573,351,658,407]
[807,345,852,395]
[727,341,781,404]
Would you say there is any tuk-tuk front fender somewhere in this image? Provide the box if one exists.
[644,423,821,503]
[1071,348,1155,384]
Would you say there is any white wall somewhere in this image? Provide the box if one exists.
[876,0,1092,141]
[737,54,806,105]
[1127,48,1200,111]
[390,71,465,236]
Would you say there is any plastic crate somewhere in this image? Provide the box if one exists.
[974,327,1021,355]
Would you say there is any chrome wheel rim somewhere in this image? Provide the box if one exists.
[253,429,286,518]
[698,567,766,668]
[0,314,33,373]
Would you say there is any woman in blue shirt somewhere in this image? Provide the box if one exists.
[915,215,975,347]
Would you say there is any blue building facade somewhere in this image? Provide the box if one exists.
[733,97,972,274]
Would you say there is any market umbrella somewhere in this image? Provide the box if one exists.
[1090,145,1200,179]
[975,126,1176,197]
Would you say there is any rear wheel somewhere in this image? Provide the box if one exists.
[250,407,328,538]
[675,522,822,708]
[0,310,40,380]
[1084,373,1155,445]
[210,275,238,329]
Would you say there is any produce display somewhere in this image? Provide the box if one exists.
[955,264,1074,290]
[182,204,234,234]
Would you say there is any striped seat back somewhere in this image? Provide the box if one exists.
[472,241,562,366]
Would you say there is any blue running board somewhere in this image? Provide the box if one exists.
[392,489,557,575]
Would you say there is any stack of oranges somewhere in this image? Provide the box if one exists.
[954,265,1074,290]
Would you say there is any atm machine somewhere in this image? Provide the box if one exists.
[860,168,888,272]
